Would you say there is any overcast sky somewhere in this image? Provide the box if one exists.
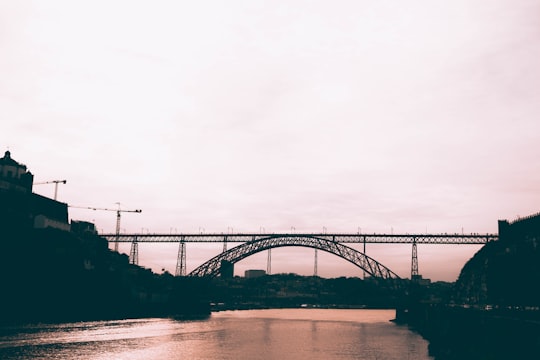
[1,0,539,281]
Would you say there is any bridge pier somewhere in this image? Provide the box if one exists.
[314,249,318,276]
[411,239,418,281]
[129,236,138,265]
[267,248,272,275]
[175,238,186,276]
[363,236,366,279]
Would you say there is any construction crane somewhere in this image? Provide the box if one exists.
[33,179,67,200]
[69,203,142,252]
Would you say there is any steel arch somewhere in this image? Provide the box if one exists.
[188,235,401,280]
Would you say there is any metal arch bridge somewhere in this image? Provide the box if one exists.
[100,232,497,278]
[189,236,402,279]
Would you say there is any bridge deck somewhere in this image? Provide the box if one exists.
[99,233,496,244]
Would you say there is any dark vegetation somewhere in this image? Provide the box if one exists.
[0,226,209,324]
[209,274,452,310]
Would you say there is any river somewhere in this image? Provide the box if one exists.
[0,309,433,359]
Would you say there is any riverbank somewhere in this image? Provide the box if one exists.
[396,303,540,359]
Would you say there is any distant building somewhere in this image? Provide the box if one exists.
[0,150,69,231]
[245,269,266,278]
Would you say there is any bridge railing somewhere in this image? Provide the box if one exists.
[99,232,497,244]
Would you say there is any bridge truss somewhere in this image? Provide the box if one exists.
[100,232,497,278]
[188,236,401,279]
[100,233,496,244]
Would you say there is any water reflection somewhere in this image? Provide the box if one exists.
[0,309,433,360]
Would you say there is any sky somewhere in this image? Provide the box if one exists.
[1,0,539,281]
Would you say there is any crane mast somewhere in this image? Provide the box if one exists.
[69,203,142,252]
[33,179,67,200]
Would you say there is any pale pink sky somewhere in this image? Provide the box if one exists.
[1,1,539,281]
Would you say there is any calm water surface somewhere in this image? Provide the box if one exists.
[0,309,433,359]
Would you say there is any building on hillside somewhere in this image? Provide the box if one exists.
[0,150,69,231]
[498,212,540,243]
[0,150,34,227]
[0,150,34,194]
[31,193,70,231]
[71,220,98,235]
[245,269,266,278]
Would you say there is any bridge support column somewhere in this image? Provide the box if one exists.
[363,236,366,279]
[314,249,318,276]
[175,238,186,276]
[114,211,121,252]
[411,239,419,281]
[129,236,138,265]
[267,248,272,275]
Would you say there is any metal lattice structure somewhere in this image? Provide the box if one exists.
[100,232,496,279]
[188,236,402,280]
[129,237,138,265]
[175,240,186,276]
[411,240,418,278]
[101,233,496,244]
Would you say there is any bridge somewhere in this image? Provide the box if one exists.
[99,232,497,280]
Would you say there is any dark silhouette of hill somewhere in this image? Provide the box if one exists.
[400,214,540,359]
[454,218,540,306]
[0,227,209,324]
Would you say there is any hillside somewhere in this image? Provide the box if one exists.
[454,217,540,306]
[0,227,209,324]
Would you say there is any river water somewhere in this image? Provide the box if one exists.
[0,309,433,360]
